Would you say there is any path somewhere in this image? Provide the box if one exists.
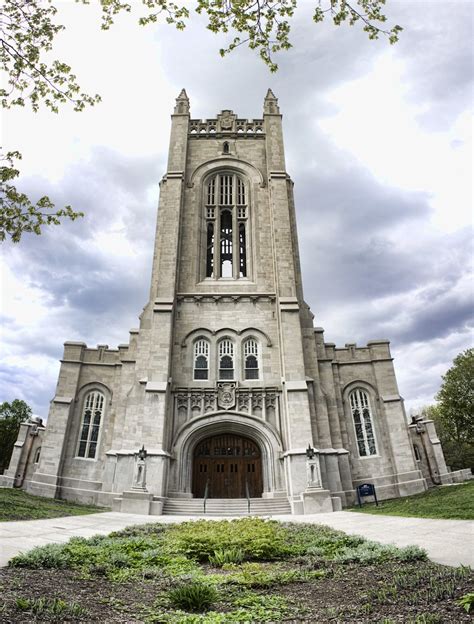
[1,511,472,568]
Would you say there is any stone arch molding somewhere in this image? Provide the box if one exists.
[171,411,284,496]
[188,157,265,188]
[182,326,272,348]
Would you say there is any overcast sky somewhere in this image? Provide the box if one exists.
[1,0,472,418]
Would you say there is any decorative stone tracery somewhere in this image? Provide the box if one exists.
[172,387,281,436]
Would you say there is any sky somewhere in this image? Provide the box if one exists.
[1,0,473,419]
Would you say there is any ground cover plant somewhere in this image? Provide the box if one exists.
[0,517,472,622]
[0,488,108,521]
[349,480,474,520]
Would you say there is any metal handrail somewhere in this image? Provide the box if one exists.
[245,479,251,514]
[203,478,210,514]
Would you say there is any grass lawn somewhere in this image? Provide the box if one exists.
[349,480,474,520]
[0,518,472,623]
[0,488,107,522]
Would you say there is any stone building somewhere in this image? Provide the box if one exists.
[3,90,460,515]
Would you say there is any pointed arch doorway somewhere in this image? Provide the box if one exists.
[192,433,263,498]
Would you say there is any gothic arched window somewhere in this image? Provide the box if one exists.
[194,338,209,380]
[77,391,105,459]
[204,173,248,279]
[349,389,377,457]
[218,338,234,379]
[243,338,259,379]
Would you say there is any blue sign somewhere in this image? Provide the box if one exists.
[356,483,379,507]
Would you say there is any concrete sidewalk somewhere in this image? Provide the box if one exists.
[0,511,472,568]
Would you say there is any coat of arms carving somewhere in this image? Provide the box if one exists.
[218,110,236,132]
[217,382,236,410]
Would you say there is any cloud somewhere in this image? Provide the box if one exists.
[1,0,472,420]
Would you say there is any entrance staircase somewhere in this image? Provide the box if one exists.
[162,497,292,516]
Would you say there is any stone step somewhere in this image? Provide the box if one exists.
[162,497,292,516]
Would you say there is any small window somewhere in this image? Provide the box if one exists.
[34,447,41,464]
[77,391,105,459]
[194,339,209,380]
[219,339,234,379]
[223,141,230,154]
[349,389,377,457]
[244,338,259,379]
[413,444,421,462]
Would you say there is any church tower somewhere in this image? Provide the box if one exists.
[4,91,435,514]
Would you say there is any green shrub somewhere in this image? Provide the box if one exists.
[9,543,69,569]
[165,518,293,562]
[168,582,218,612]
[208,547,244,566]
[458,592,474,613]
[331,540,427,564]
[15,596,86,618]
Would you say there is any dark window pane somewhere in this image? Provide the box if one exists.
[88,443,97,459]
[195,355,207,369]
[220,355,233,368]
[219,369,234,380]
[78,441,87,457]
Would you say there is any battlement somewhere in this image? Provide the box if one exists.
[62,341,128,365]
[189,110,264,137]
[313,329,392,362]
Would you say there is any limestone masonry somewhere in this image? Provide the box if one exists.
[3,91,469,514]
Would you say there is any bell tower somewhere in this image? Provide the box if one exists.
[121,88,332,512]
[4,89,431,512]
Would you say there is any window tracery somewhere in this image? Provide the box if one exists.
[194,338,210,380]
[77,391,105,459]
[349,389,377,457]
[218,338,234,379]
[243,338,259,379]
[204,172,248,279]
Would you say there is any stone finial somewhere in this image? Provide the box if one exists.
[264,88,280,114]
[174,88,190,114]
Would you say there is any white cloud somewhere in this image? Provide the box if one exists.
[1,0,472,421]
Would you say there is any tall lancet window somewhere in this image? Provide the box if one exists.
[204,173,248,279]
[243,338,259,379]
[218,338,234,379]
[194,338,209,380]
[349,389,377,457]
[77,391,105,459]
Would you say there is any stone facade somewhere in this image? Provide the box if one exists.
[4,89,457,514]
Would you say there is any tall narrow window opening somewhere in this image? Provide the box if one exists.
[194,338,209,380]
[77,391,105,459]
[239,223,247,277]
[220,209,233,277]
[244,338,259,379]
[349,389,377,457]
[219,339,234,379]
[204,172,248,280]
[206,222,214,277]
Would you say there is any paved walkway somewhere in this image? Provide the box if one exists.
[1,511,472,568]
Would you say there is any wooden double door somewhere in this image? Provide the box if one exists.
[192,434,263,498]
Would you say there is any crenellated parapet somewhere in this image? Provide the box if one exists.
[61,341,132,366]
[313,329,392,363]
[189,110,264,137]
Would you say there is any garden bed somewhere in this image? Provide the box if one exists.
[0,518,472,622]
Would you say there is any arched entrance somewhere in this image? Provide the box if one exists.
[192,433,263,498]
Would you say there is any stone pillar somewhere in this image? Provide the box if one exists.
[25,342,84,498]
[264,90,332,512]
[369,341,426,497]
[0,422,34,487]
